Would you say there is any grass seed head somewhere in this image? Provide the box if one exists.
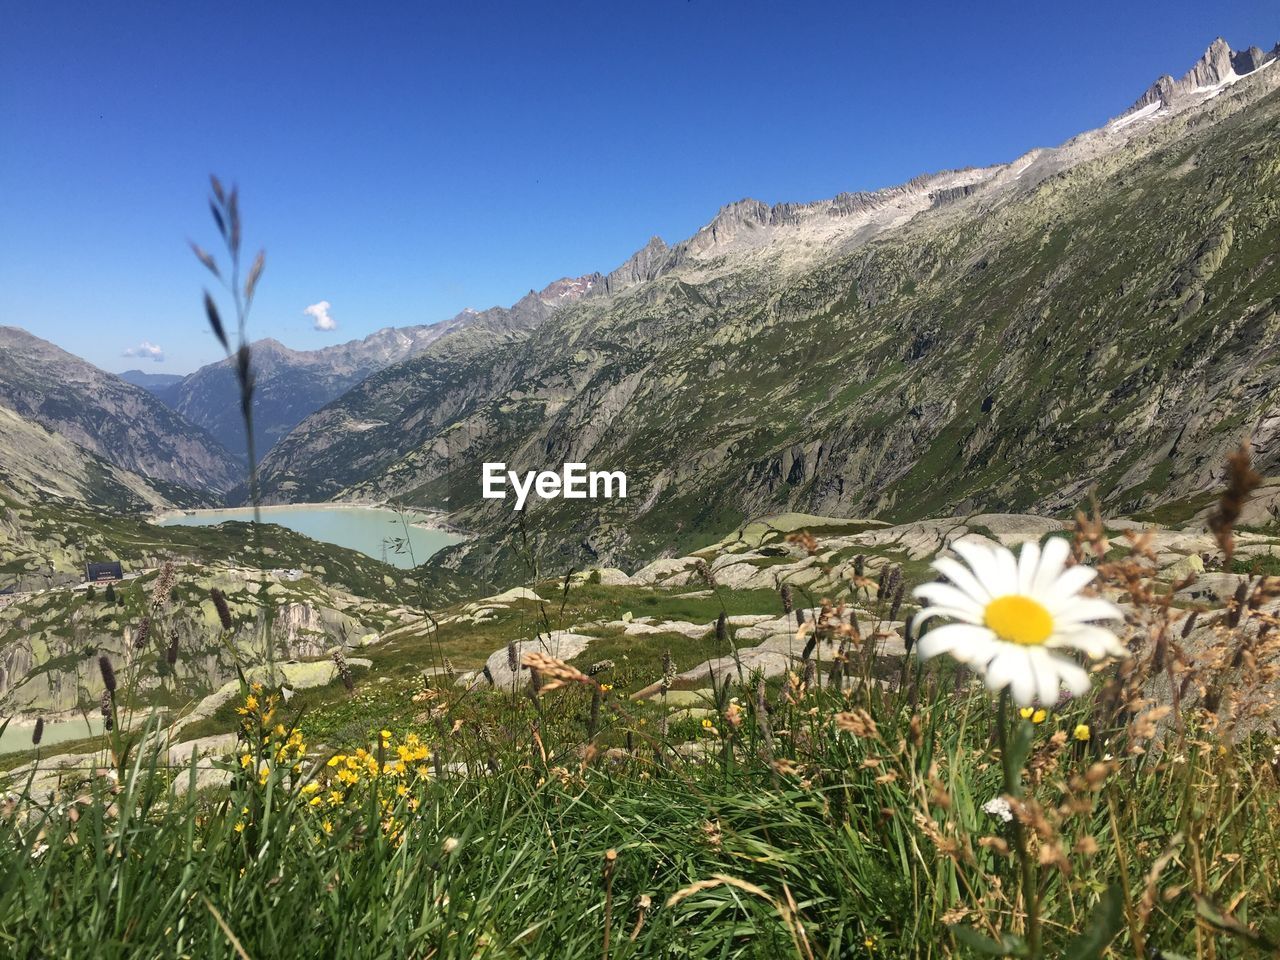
[98,655,116,695]
[210,589,234,631]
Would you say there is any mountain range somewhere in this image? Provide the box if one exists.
[129,276,601,460]
[250,37,1280,576]
[0,275,602,508]
[2,37,1278,587]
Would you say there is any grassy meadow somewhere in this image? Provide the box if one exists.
[3,505,1279,959]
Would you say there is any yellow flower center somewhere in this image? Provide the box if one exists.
[984,595,1054,646]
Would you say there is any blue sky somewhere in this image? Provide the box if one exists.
[1,1,1275,373]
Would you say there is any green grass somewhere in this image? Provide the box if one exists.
[1232,553,1280,577]
[3,669,1277,959]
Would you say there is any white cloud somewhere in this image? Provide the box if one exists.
[305,300,337,331]
[122,341,165,362]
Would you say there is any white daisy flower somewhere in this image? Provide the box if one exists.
[912,537,1127,707]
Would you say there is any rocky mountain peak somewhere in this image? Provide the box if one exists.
[1190,37,1236,87]
[536,274,602,307]
[1231,45,1270,75]
[1121,37,1277,118]
[599,236,672,295]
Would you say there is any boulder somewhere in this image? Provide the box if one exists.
[967,513,1067,546]
[1162,554,1205,581]
[849,518,969,559]
[483,631,596,691]
[1175,572,1252,603]
[484,587,547,605]
[183,658,371,724]
[629,557,699,586]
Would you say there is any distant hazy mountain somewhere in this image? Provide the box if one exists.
[156,276,600,460]
[118,369,185,393]
[257,37,1280,575]
[0,326,242,495]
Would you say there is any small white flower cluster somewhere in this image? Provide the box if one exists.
[982,796,1014,823]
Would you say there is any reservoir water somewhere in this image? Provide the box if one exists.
[0,715,106,754]
[157,505,461,568]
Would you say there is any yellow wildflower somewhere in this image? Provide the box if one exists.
[1073,723,1091,742]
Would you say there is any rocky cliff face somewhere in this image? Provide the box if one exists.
[0,406,178,514]
[256,38,1280,578]
[0,327,242,495]
[158,276,600,460]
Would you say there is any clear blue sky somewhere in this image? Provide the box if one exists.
[1,1,1274,373]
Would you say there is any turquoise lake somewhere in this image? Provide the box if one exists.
[157,505,461,568]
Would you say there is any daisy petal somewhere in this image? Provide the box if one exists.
[1029,648,1063,707]
[953,540,1015,597]
[930,556,994,605]
[1051,597,1124,624]
[1016,540,1041,594]
[1040,563,1097,606]
[916,623,997,663]
[1031,536,1071,595]
[982,647,1025,694]
[1048,654,1091,697]
[994,546,1020,597]
[1007,657,1038,707]
[912,582,986,619]
[912,605,984,632]
[1049,624,1129,659]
